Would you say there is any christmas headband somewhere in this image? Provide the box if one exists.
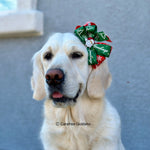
[74,22,112,69]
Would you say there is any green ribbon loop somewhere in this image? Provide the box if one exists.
[95,31,110,42]
[87,48,97,65]
[85,25,97,39]
[74,26,87,44]
[93,44,111,57]
[74,23,112,65]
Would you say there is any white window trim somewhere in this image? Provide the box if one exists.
[0,0,43,37]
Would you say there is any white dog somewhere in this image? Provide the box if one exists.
[31,33,125,150]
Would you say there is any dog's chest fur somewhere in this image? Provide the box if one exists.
[40,96,105,150]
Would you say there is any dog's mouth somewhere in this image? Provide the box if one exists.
[50,88,81,108]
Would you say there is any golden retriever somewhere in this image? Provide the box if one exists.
[31,33,125,150]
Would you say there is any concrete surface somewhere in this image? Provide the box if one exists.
[0,0,150,150]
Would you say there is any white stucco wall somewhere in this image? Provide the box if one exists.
[0,0,149,150]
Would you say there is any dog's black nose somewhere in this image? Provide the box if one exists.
[45,69,64,86]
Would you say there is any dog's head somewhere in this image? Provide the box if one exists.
[31,33,112,107]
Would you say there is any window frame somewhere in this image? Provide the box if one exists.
[0,0,43,37]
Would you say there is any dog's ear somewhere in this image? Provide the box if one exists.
[31,51,46,100]
[87,61,112,99]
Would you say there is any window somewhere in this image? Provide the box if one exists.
[0,0,43,37]
[0,0,17,11]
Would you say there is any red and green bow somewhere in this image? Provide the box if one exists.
[74,22,112,69]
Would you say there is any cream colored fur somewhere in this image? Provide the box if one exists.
[31,33,125,150]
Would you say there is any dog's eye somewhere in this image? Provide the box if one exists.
[44,52,53,60]
[70,52,83,59]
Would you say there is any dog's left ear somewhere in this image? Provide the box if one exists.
[31,51,46,100]
[87,61,112,99]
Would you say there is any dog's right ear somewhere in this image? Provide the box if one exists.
[87,60,112,99]
[31,51,46,100]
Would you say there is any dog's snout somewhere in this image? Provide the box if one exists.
[45,69,64,86]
